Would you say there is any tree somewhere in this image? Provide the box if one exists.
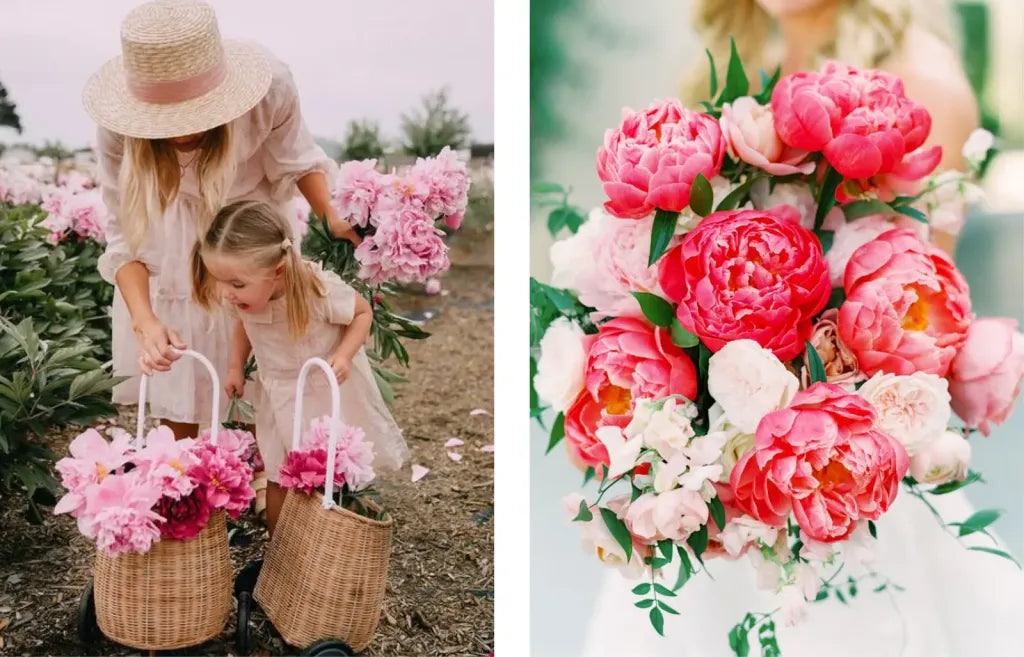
[400,87,471,157]
[341,119,386,161]
[0,81,22,133]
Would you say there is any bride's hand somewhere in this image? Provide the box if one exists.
[133,316,186,374]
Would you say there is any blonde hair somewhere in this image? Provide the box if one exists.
[119,123,236,253]
[191,200,325,340]
[683,0,957,105]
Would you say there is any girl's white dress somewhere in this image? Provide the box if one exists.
[95,45,334,424]
[229,263,409,481]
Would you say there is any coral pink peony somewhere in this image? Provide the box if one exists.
[596,100,725,219]
[948,318,1024,436]
[154,488,212,541]
[564,317,697,468]
[188,442,255,519]
[839,229,972,377]
[720,97,815,176]
[278,448,330,494]
[730,383,909,542]
[658,206,831,360]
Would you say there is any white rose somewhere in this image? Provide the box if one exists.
[549,209,601,291]
[909,430,971,485]
[858,372,951,455]
[708,340,799,435]
[533,318,588,413]
[962,128,994,166]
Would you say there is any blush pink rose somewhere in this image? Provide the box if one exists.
[720,97,814,176]
[948,318,1024,436]
[839,229,973,377]
[730,382,909,543]
[596,100,725,219]
[623,489,708,544]
[564,317,697,468]
[658,206,831,361]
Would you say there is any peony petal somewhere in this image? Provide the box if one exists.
[479,444,495,453]
[447,451,463,462]
[469,409,491,416]
[411,464,430,482]
[444,438,465,448]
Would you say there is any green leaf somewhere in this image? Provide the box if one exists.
[649,607,665,636]
[874,583,888,593]
[755,66,782,105]
[841,199,894,220]
[573,500,593,522]
[716,37,749,105]
[529,357,541,414]
[652,583,677,598]
[952,508,1002,537]
[929,470,984,495]
[658,600,680,615]
[688,173,714,217]
[658,538,674,560]
[674,546,693,591]
[868,520,877,539]
[635,598,655,609]
[805,341,827,384]
[583,467,596,486]
[827,286,847,310]
[729,622,751,657]
[532,182,565,195]
[706,48,719,100]
[600,507,634,561]
[836,588,847,604]
[670,319,699,349]
[698,101,717,115]
[709,494,727,532]
[547,206,585,236]
[715,175,759,212]
[632,583,652,595]
[815,589,829,601]
[648,209,679,266]
[894,205,928,223]
[698,343,712,384]
[546,413,565,454]
[686,524,709,561]
[633,292,675,327]
[630,484,643,503]
[814,167,844,230]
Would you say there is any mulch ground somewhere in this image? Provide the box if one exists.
[0,229,494,656]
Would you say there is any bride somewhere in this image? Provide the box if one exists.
[559,0,1024,655]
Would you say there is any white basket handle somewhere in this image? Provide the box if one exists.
[136,349,221,448]
[291,357,342,510]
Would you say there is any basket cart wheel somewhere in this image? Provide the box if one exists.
[303,639,355,656]
[234,559,263,599]
[235,591,253,655]
[77,578,102,644]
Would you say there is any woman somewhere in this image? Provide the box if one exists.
[84,0,355,440]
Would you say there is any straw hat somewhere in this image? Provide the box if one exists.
[83,0,272,140]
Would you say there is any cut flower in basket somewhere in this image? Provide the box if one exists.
[530,39,1022,651]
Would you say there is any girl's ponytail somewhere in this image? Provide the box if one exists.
[282,239,316,340]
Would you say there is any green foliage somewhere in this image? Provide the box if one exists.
[0,80,21,133]
[400,87,471,157]
[341,119,387,161]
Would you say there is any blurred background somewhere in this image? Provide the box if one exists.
[530,1,1024,655]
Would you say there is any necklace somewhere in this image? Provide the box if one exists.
[179,149,201,172]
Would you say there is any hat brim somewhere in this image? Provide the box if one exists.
[83,40,272,140]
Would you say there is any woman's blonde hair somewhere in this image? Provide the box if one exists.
[119,123,236,253]
[683,0,958,105]
[191,199,325,340]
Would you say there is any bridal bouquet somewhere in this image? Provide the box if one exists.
[53,425,256,556]
[530,43,1022,654]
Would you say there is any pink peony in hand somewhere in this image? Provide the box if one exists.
[154,487,212,541]
[355,205,450,284]
[565,317,697,468]
[839,229,972,377]
[948,318,1024,436]
[597,100,725,219]
[720,97,815,176]
[333,160,385,228]
[730,383,909,542]
[659,206,831,361]
[54,428,134,517]
[409,146,471,221]
[77,469,164,556]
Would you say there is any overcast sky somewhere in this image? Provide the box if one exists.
[0,0,494,149]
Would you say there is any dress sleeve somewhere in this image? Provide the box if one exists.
[260,61,338,201]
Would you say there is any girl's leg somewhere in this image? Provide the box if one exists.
[265,482,286,537]
[159,420,200,440]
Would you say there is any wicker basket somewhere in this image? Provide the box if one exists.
[94,511,232,650]
[254,356,393,652]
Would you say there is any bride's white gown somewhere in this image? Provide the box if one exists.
[582,488,1024,657]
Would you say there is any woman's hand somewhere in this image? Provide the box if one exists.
[134,316,185,374]
[225,366,246,398]
[326,207,361,246]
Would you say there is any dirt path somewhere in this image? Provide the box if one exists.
[0,230,494,656]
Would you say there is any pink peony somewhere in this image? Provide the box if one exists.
[623,489,708,544]
[659,206,831,361]
[196,427,256,462]
[77,469,164,556]
[187,442,255,519]
[948,318,1024,436]
[409,146,471,220]
[839,229,973,377]
[719,97,815,176]
[54,428,134,517]
[333,160,385,227]
[565,317,697,468]
[291,195,312,241]
[355,205,449,284]
[730,383,909,542]
[0,166,45,205]
[444,210,465,230]
[278,448,330,494]
[597,100,725,219]
[824,214,927,287]
[154,487,212,541]
[133,426,197,499]
[302,416,376,491]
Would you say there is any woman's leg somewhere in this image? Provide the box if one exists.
[159,420,200,440]
[265,482,286,537]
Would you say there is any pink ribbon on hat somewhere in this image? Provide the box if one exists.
[125,55,228,105]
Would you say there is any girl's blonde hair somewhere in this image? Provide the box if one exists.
[683,0,958,105]
[119,123,236,253]
[191,199,325,340]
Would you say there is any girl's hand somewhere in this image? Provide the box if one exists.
[327,352,352,384]
[134,317,185,374]
[225,366,246,398]
[326,208,362,246]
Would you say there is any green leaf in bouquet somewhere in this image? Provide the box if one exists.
[841,199,894,221]
[546,412,565,454]
[928,469,984,495]
[633,292,675,328]
[698,101,717,116]
[531,182,565,195]
[826,286,846,310]
[814,166,844,230]
[649,555,672,570]
[583,467,596,485]
[698,342,712,385]
[670,319,700,349]
[815,588,829,601]
[754,66,782,105]
[868,520,877,539]
[630,483,643,503]
[950,508,1002,537]
[686,524,709,562]
[573,499,593,522]
[600,507,634,561]
[968,546,1021,569]
[716,37,749,105]
[653,583,677,598]
[757,619,781,657]
[706,48,719,100]
[529,357,544,422]
[544,286,579,314]
[805,341,827,384]
[835,588,848,604]
[658,599,680,615]
[709,494,727,532]
[635,598,655,609]
[715,175,760,212]
[689,173,714,217]
[649,606,666,636]
[728,619,751,657]
[674,546,693,591]
[649,209,679,266]
[893,205,928,223]
[547,206,585,236]
[658,538,674,560]
[632,582,652,595]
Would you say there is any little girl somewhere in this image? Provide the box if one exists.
[191,199,409,534]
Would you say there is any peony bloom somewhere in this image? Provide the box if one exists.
[659,206,831,360]
[298,416,377,491]
[154,487,212,541]
[533,318,593,415]
[564,318,697,468]
[806,309,863,388]
[355,205,449,284]
[857,372,951,455]
[54,428,134,517]
[839,229,973,377]
[279,448,330,495]
[824,214,927,287]
[948,318,1024,436]
[731,383,909,542]
[133,426,197,499]
[188,442,255,519]
[720,97,814,176]
[333,159,385,227]
[596,100,725,219]
[77,469,164,556]
[409,146,471,221]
